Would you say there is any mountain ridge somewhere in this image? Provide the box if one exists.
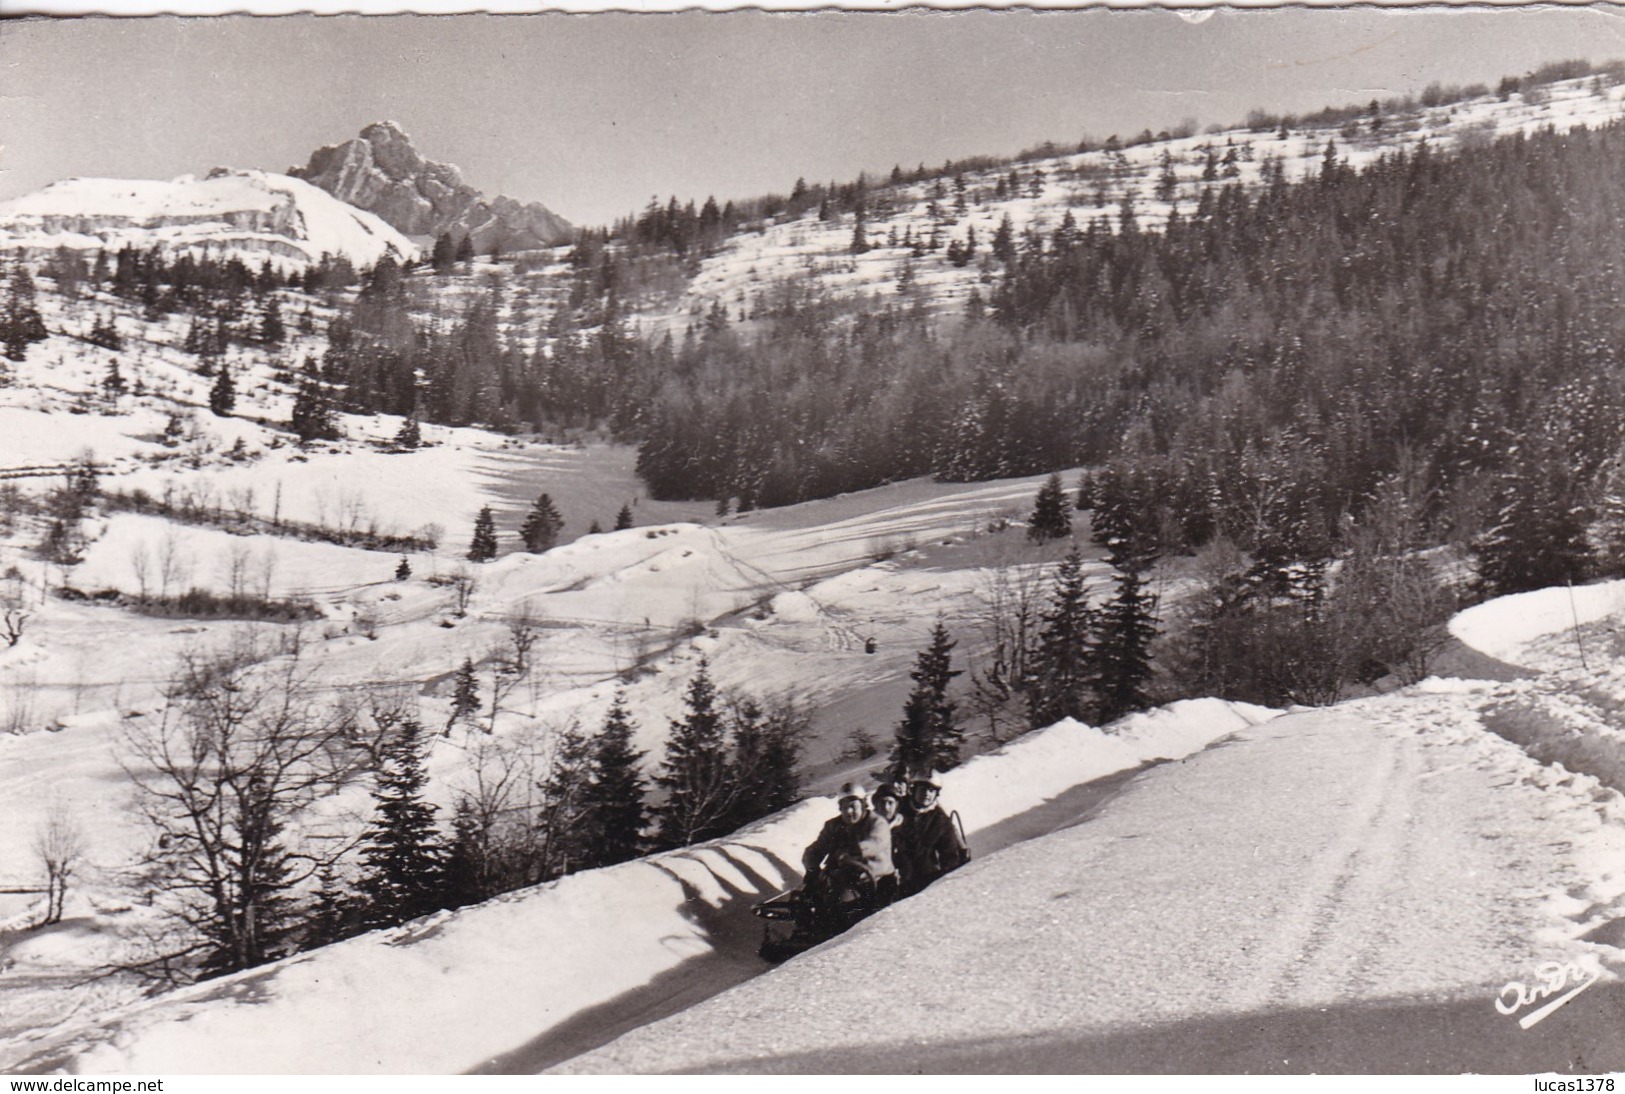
[0,168,416,270]
[290,120,574,252]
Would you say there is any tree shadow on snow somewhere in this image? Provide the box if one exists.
[468,844,798,1075]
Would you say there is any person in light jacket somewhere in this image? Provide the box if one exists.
[801,782,894,927]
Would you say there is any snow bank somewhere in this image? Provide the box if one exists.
[0,697,1275,1074]
[1449,580,1625,669]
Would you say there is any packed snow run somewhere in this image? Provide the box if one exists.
[5,579,1625,1072]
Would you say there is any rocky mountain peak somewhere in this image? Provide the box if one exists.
[291,122,571,250]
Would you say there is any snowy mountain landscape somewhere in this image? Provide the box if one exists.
[4,13,1625,1076]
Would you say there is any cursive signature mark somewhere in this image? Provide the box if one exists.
[1495,958,1602,1029]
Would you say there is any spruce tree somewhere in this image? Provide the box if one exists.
[448,658,480,731]
[726,696,802,831]
[582,692,649,867]
[442,796,490,908]
[1,268,47,362]
[1027,547,1098,729]
[393,417,421,450]
[519,493,565,553]
[209,364,236,417]
[307,867,358,948]
[536,723,595,880]
[1027,473,1073,543]
[259,298,285,345]
[101,359,127,399]
[431,233,457,273]
[289,378,336,443]
[1476,439,1593,596]
[1092,546,1160,725]
[467,506,499,562]
[357,718,444,927]
[395,556,412,581]
[454,234,476,266]
[655,659,733,849]
[614,503,634,531]
[891,622,963,774]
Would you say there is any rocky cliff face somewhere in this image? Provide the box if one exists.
[291,122,573,252]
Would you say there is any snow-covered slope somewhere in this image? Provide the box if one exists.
[560,683,1625,1075]
[0,169,417,269]
[0,698,1275,1074]
[620,75,1625,335]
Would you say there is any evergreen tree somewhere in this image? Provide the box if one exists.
[1092,546,1160,724]
[991,214,1015,263]
[467,506,499,562]
[208,364,236,417]
[306,866,359,948]
[849,203,870,256]
[259,298,285,345]
[891,622,963,774]
[393,417,421,449]
[289,378,336,442]
[1027,547,1098,729]
[357,718,444,927]
[101,359,127,399]
[1027,473,1073,543]
[1476,438,1593,596]
[655,659,733,848]
[519,493,565,553]
[88,314,123,350]
[726,695,803,831]
[442,796,491,908]
[614,503,634,531]
[535,722,596,880]
[580,692,649,868]
[395,556,412,581]
[454,235,476,266]
[448,658,480,731]
[587,520,603,535]
[431,233,457,273]
[2,268,47,362]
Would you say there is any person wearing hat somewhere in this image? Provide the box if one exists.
[895,770,969,898]
[876,764,916,819]
[869,784,906,906]
[800,781,895,929]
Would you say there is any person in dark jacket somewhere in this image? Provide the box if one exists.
[877,764,915,818]
[801,782,895,929]
[895,771,969,898]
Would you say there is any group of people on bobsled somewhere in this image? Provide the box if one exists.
[798,766,970,930]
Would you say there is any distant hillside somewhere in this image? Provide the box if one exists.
[0,168,417,271]
[291,121,573,253]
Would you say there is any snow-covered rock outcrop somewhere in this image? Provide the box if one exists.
[0,169,416,269]
[291,121,573,251]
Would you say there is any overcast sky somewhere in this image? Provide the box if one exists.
[6,8,1625,228]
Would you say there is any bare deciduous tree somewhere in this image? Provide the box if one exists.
[33,802,84,926]
[967,556,1048,742]
[449,566,476,618]
[222,540,253,602]
[129,541,152,600]
[1,568,30,647]
[155,531,189,599]
[120,641,361,976]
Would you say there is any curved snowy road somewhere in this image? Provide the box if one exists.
[557,687,1625,1073]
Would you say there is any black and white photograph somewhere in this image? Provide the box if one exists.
[1,5,1624,1077]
